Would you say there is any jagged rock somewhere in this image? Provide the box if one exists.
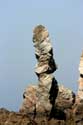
[0,108,75,125]
[78,51,83,100]
[56,85,75,109]
[1,25,83,125]
[20,25,58,117]
[20,25,77,122]
[74,51,83,125]
[73,100,83,125]
[79,51,83,74]
[20,84,76,119]
[0,108,36,125]
[0,108,10,124]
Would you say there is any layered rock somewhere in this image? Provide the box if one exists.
[0,108,73,125]
[0,25,80,124]
[56,85,75,109]
[78,51,83,100]
[74,51,83,124]
[0,108,36,125]
[20,25,58,116]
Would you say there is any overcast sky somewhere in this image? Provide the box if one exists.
[0,0,83,111]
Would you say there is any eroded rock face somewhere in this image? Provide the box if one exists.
[0,108,80,125]
[20,25,76,121]
[0,108,36,125]
[74,51,83,125]
[74,101,83,125]
[1,25,83,124]
[78,51,83,100]
[56,85,75,109]
[20,25,58,116]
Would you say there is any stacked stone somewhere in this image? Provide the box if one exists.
[20,25,58,115]
[74,51,83,125]
[33,25,58,111]
[78,51,83,100]
[56,85,75,109]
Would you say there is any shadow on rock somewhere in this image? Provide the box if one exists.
[48,106,66,121]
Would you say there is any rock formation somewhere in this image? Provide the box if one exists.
[56,85,75,110]
[78,51,83,100]
[20,25,58,117]
[1,25,83,125]
[0,108,73,125]
[74,51,83,125]
[20,25,76,121]
[0,108,37,125]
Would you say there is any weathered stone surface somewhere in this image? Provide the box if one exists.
[20,25,58,116]
[79,51,83,74]
[1,26,83,125]
[77,51,83,100]
[73,100,83,125]
[0,108,36,125]
[0,108,80,125]
[74,51,83,125]
[0,108,10,124]
[20,25,77,123]
[56,85,75,109]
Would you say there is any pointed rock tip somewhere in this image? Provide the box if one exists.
[33,25,49,42]
[81,50,83,58]
[33,25,46,34]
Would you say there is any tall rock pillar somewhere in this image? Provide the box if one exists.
[78,51,83,100]
[20,25,58,116]
[74,51,83,124]
[33,25,58,106]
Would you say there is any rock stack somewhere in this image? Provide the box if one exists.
[78,51,83,100]
[20,25,58,116]
[74,51,83,125]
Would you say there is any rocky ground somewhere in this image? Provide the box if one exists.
[0,108,73,125]
[0,104,83,125]
[0,91,83,125]
[0,81,78,125]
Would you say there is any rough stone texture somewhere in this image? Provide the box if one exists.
[0,108,36,125]
[56,85,75,109]
[0,107,82,125]
[74,51,83,125]
[78,51,83,100]
[20,25,58,116]
[0,108,75,125]
[79,51,83,74]
[19,25,77,123]
[0,26,83,124]
[74,101,83,125]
